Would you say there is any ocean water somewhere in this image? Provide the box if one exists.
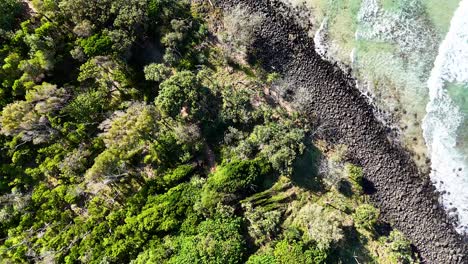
[283,0,467,234]
[422,0,468,234]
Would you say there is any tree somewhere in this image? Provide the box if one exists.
[155,164,194,191]
[72,19,93,37]
[199,158,272,214]
[246,251,278,264]
[58,0,144,33]
[158,13,207,68]
[345,163,364,194]
[168,217,246,264]
[346,163,363,185]
[58,0,148,55]
[3,20,68,95]
[78,56,135,106]
[130,238,169,264]
[384,230,418,264]
[221,5,264,58]
[125,182,199,234]
[155,71,211,120]
[99,103,159,153]
[0,83,67,144]
[58,145,91,179]
[144,63,172,82]
[220,87,254,125]
[58,0,112,27]
[206,158,271,194]
[1,52,22,103]
[292,203,344,250]
[86,103,160,184]
[0,0,22,33]
[79,33,113,56]
[62,88,108,122]
[235,119,306,175]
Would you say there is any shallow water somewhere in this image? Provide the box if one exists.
[284,0,467,234]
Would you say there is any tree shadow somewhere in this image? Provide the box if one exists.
[337,179,354,197]
[362,178,377,195]
[130,40,164,69]
[375,221,393,237]
[226,58,257,78]
[328,226,377,264]
[258,171,280,191]
[291,144,325,192]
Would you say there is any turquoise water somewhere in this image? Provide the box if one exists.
[284,0,468,234]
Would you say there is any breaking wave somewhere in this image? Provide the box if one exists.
[422,0,468,234]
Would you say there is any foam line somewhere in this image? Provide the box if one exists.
[422,0,468,234]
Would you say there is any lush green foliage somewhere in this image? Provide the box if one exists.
[0,0,22,34]
[207,159,271,193]
[156,71,212,120]
[79,34,113,56]
[0,1,418,263]
[353,204,380,232]
[384,230,419,264]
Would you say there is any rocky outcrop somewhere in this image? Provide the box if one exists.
[217,0,467,263]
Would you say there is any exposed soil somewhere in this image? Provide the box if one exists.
[217,0,467,263]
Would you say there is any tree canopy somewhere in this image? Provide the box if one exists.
[0,1,419,263]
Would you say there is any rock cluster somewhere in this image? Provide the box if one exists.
[217,0,467,262]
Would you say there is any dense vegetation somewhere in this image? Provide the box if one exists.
[0,0,419,263]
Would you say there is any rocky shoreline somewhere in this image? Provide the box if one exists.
[217,0,467,262]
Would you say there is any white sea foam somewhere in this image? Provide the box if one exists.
[353,0,438,127]
[422,0,468,234]
[356,0,438,56]
[313,18,328,60]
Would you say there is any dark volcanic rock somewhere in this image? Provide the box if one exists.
[217,0,467,263]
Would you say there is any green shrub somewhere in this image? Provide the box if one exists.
[246,251,277,264]
[158,164,195,190]
[385,230,419,264]
[273,239,328,264]
[80,33,113,56]
[144,63,172,82]
[266,72,280,84]
[353,204,379,232]
[130,239,168,264]
[244,203,282,246]
[292,203,344,250]
[345,163,364,194]
[168,217,246,264]
[346,163,363,185]
[208,158,271,194]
